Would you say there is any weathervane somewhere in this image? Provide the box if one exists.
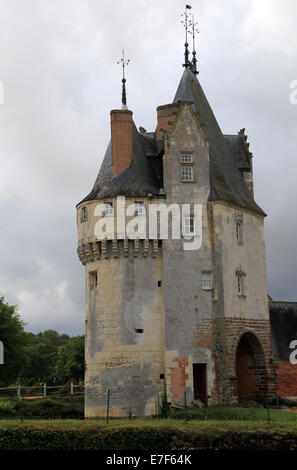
[189,13,199,75]
[181,5,192,68]
[117,50,130,109]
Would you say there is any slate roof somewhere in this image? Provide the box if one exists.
[269,302,297,361]
[79,122,163,203]
[80,67,265,215]
[173,68,265,216]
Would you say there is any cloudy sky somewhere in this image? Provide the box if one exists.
[0,0,296,335]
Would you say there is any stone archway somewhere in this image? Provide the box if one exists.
[235,332,267,403]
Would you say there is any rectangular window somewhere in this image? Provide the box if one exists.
[181,166,193,182]
[104,202,114,216]
[202,271,213,290]
[184,217,195,236]
[236,222,243,243]
[180,153,193,163]
[237,274,245,295]
[89,271,98,290]
[134,201,145,216]
[81,207,88,222]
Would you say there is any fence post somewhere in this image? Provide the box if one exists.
[70,381,74,395]
[265,392,270,424]
[17,384,21,399]
[20,388,24,422]
[43,383,47,398]
[106,389,110,424]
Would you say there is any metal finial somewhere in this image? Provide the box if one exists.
[117,50,130,109]
[189,14,199,75]
[181,5,192,68]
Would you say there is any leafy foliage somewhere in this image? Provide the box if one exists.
[21,330,71,384]
[0,396,83,419]
[0,297,27,385]
[0,296,84,386]
[55,336,84,383]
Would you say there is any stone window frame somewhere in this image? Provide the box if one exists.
[134,201,145,216]
[236,221,243,244]
[235,211,244,244]
[236,270,246,296]
[89,271,98,290]
[181,165,193,182]
[183,216,195,237]
[201,271,213,290]
[180,152,193,164]
[104,202,114,217]
[81,206,88,223]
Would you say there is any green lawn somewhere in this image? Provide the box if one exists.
[0,406,297,431]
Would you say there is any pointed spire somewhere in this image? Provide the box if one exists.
[117,50,130,110]
[181,5,192,68]
[189,14,199,75]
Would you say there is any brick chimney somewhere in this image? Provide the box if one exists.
[110,109,133,177]
[156,103,180,139]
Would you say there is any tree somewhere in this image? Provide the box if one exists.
[21,330,70,384]
[0,297,27,385]
[55,336,84,383]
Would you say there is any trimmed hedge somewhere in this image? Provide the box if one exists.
[0,424,297,450]
[0,396,84,419]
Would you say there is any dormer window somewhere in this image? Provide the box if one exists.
[104,202,114,217]
[134,202,145,216]
[81,207,88,222]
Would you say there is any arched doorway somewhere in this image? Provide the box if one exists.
[235,332,267,403]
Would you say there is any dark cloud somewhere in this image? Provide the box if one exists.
[0,0,296,334]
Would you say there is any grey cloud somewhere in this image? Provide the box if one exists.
[0,0,296,334]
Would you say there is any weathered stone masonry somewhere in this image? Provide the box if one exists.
[76,62,282,417]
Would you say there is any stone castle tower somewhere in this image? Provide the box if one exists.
[76,36,276,417]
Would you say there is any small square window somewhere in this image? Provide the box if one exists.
[180,153,193,163]
[202,271,213,290]
[81,207,88,222]
[181,166,193,182]
[184,217,195,236]
[89,271,98,290]
[104,202,114,217]
[237,275,245,296]
[134,202,145,216]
